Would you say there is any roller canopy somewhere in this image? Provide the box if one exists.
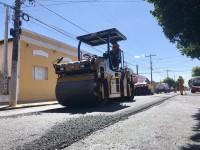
[77,28,127,46]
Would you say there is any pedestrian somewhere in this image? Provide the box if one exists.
[178,80,184,95]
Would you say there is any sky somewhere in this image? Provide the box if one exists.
[0,0,199,86]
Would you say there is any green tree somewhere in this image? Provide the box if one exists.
[163,77,175,88]
[188,79,192,87]
[146,0,200,60]
[192,66,200,76]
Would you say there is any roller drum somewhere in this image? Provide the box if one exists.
[56,80,98,106]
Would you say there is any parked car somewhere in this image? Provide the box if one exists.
[156,83,170,94]
[191,76,200,93]
[133,75,154,96]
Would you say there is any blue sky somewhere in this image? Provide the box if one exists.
[0,0,199,86]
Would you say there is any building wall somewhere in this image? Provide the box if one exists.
[17,29,77,101]
[0,29,78,102]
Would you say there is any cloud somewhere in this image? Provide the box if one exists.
[134,56,141,58]
[134,54,145,58]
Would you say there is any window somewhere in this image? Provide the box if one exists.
[33,66,48,80]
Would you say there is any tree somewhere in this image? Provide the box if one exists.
[188,79,192,88]
[192,66,200,76]
[146,0,200,60]
[163,77,175,88]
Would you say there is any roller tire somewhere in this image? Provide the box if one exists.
[124,79,134,101]
[94,79,109,107]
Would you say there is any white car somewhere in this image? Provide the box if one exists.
[156,83,170,93]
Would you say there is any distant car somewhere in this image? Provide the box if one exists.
[156,83,170,94]
[133,75,153,96]
[191,76,200,93]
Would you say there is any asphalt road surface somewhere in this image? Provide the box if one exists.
[0,92,199,150]
[67,92,200,150]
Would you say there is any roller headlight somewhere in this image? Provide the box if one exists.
[60,67,64,71]
[80,64,85,68]
[70,64,74,70]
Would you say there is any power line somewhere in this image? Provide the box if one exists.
[35,1,89,33]
[36,0,143,4]
[29,0,150,67]
[0,0,150,69]
[36,0,149,57]
[140,69,192,74]
[0,1,105,54]
[39,1,115,46]
[0,1,79,40]
[29,19,104,54]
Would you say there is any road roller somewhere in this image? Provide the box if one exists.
[53,28,135,106]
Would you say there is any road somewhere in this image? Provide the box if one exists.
[0,92,199,150]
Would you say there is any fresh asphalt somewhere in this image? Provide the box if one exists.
[67,92,200,150]
[0,93,181,150]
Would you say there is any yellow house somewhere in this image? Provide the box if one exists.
[0,29,78,102]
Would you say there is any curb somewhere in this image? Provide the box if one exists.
[0,101,58,111]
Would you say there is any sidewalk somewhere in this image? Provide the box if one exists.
[0,100,58,111]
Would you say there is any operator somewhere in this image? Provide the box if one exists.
[110,40,120,68]
[111,40,120,51]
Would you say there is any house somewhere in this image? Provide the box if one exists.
[0,29,78,103]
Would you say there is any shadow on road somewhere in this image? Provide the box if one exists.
[19,100,136,150]
[40,100,135,114]
[182,93,200,97]
[181,108,200,150]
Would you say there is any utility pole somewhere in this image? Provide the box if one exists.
[9,0,21,107]
[2,6,9,95]
[3,6,9,75]
[165,70,170,78]
[145,54,156,86]
[136,65,138,75]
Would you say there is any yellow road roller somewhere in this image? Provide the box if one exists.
[53,28,135,106]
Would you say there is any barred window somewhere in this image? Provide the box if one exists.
[33,66,48,80]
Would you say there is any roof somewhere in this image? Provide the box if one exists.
[192,76,200,79]
[76,28,127,46]
[0,38,13,45]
